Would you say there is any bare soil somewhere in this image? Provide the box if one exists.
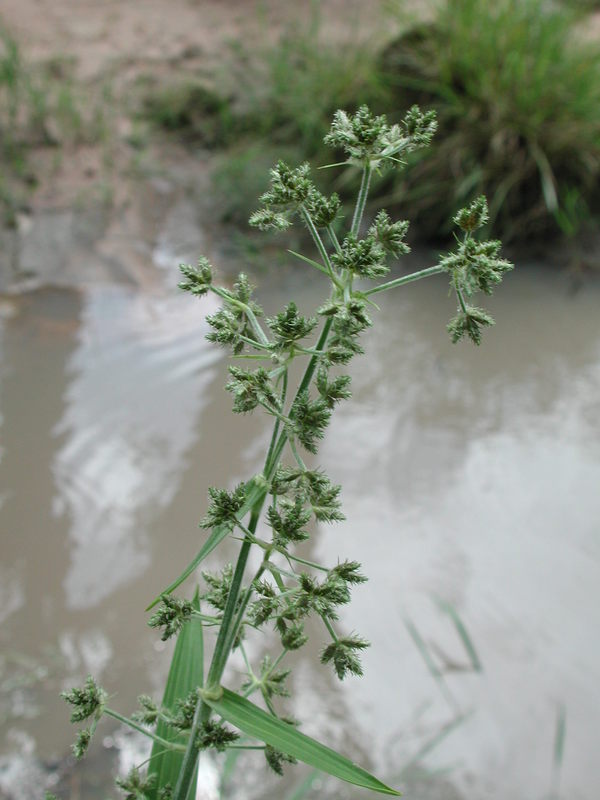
[0,0,393,290]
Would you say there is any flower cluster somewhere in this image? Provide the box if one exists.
[440,196,513,345]
[148,594,194,641]
[249,160,341,233]
[325,104,437,168]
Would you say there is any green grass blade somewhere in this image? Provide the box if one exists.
[147,479,267,609]
[287,249,330,276]
[553,703,567,772]
[433,597,482,672]
[146,525,231,610]
[403,617,457,713]
[147,591,204,800]
[205,688,401,796]
[396,712,472,778]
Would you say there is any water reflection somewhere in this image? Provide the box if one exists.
[0,262,599,799]
[53,285,221,608]
[316,268,600,798]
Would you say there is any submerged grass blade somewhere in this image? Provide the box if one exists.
[147,592,204,800]
[553,702,567,772]
[205,689,401,795]
[396,712,472,778]
[433,596,482,672]
[403,616,457,713]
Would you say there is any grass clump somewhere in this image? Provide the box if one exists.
[0,22,48,224]
[0,22,111,226]
[380,0,600,240]
[211,11,391,226]
[140,78,236,147]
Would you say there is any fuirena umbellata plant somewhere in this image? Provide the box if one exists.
[62,105,513,800]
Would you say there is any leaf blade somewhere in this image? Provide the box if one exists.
[147,592,204,800]
[205,689,400,796]
[434,596,482,672]
[146,479,267,610]
[287,249,330,276]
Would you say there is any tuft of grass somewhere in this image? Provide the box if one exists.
[0,23,108,225]
[380,0,600,241]
[140,77,236,147]
[211,7,392,226]
[0,21,47,223]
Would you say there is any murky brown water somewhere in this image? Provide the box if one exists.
[1,243,599,799]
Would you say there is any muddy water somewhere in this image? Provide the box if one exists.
[0,248,599,799]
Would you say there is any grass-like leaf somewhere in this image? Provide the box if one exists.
[204,688,400,795]
[287,249,330,276]
[147,592,204,800]
[434,596,482,672]
[554,702,567,771]
[403,616,457,713]
[147,479,267,610]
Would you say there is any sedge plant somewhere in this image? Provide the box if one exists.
[62,105,513,799]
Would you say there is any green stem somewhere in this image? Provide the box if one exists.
[174,304,335,800]
[190,612,220,624]
[365,265,445,296]
[264,370,287,471]
[104,709,186,752]
[241,649,287,700]
[239,641,255,679]
[454,278,468,313]
[327,224,342,254]
[351,164,372,236]
[301,206,337,284]
[211,287,270,346]
[222,561,267,659]
[289,437,307,470]
[172,693,206,800]
[279,550,329,572]
[238,334,273,351]
[265,317,334,477]
[267,563,298,582]
[227,745,266,751]
[322,617,339,643]
[206,510,261,690]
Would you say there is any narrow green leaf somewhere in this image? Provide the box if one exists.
[553,703,567,771]
[147,592,204,800]
[434,596,482,672]
[530,142,558,212]
[317,161,349,170]
[364,266,445,297]
[403,617,457,713]
[204,688,400,796]
[396,712,472,778]
[146,526,230,611]
[147,479,267,610]
[287,249,330,276]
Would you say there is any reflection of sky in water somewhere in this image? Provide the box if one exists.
[316,275,600,799]
[1,259,599,798]
[0,313,5,508]
[53,286,220,609]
